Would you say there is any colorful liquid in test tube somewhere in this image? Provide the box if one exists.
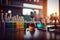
[16,22,24,28]
[5,22,12,28]
[11,21,15,31]
[29,25,33,31]
[1,22,5,31]
[19,22,24,28]
[29,23,35,32]
[16,22,20,28]
[36,23,44,29]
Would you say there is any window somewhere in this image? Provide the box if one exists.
[23,3,43,9]
[23,8,33,15]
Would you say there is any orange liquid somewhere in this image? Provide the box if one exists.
[29,25,33,31]
[16,22,24,29]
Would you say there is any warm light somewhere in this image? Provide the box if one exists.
[56,20,58,23]
[52,20,55,23]
[8,10,12,14]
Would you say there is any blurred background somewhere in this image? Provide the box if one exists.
[0,0,60,40]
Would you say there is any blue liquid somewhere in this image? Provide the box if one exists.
[37,23,42,28]
[37,23,44,29]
